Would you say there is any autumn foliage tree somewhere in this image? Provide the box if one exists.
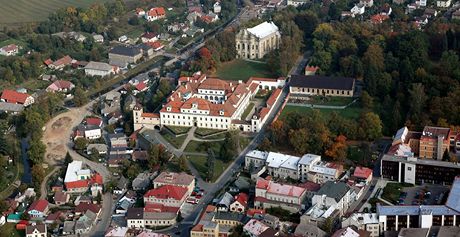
[325,135,348,163]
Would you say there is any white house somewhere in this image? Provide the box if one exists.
[145,7,166,21]
[351,4,365,16]
[213,2,221,13]
[26,224,47,237]
[0,44,19,56]
[437,0,451,7]
[84,61,118,77]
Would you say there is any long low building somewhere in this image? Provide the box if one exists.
[378,177,460,232]
[245,150,343,183]
[381,154,460,185]
[255,178,307,213]
[126,204,179,228]
[289,75,355,98]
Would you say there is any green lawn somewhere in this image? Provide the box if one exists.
[185,140,223,155]
[0,223,23,237]
[164,126,190,135]
[280,104,363,120]
[195,128,225,137]
[19,79,50,91]
[0,0,112,24]
[308,96,355,106]
[161,132,186,149]
[0,39,27,48]
[213,59,277,81]
[187,155,230,182]
[241,102,255,120]
[381,182,414,204]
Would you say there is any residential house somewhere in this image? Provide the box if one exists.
[75,210,98,234]
[243,219,277,237]
[352,167,373,185]
[143,185,188,207]
[127,205,179,228]
[63,221,76,235]
[261,214,280,229]
[213,1,221,13]
[153,172,195,195]
[230,193,249,213]
[289,75,355,98]
[74,124,102,140]
[27,199,49,218]
[1,89,34,106]
[216,192,234,212]
[235,21,281,59]
[287,0,310,6]
[25,224,47,237]
[93,34,104,43]
[145,7,166,21]
[437,0,451,7]
[46,80,75,93]
[359,0,373,7]
[54,190,70,205]
[380,4,392,16]
[351,4,365,16]
[109,46,143,68]
[342,213,379,237]
[310,181,352,217]
[0,44,19,56]
[305,65,319,75]
[137,43,154,58]
[141,32,158,43]
[370,14,390,24]
[46,55,74,70]
[133,172,154,190]
[136,8,146,17]
[332,226,370,237]
[75,203,101,216]
[132,150,148,162]
[255,178,307,213]
[0,102,24,114]
[85,61,119,77]
[87,144,108,155]
[294,219,327,237]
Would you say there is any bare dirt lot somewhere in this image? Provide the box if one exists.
[42,107,91,165]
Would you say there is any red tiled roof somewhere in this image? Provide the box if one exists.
[370,14,389,24]
[142,32,157,39]
[91,173,103,185]
[1,44,18,52]
[136,81,147,91]
[144,203,180,213]
[247,208,265,217]
[297,181,321,192]
[144,185,188,201]
[52,55,73,67]
[75,203,101,214]
[65,180,89,189]
[51,80,74,89]
[305,66,319,72]
[256,178,270,189]
[54,191,68,203]
[353,167,373,179]
[44,59,53,66]
[85,117,103,127]
[267,88,281,107]
[28,199,48,212]
[1,89,30,104]
[147,7,166,17]
[234,193,249,207]
[141,112,159,118]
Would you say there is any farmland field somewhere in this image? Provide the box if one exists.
[0,0,112,25]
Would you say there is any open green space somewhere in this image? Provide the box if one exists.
[0,223,23,237]
[161,132,186,149]
[241,102,255,119]
[280,104,363,120]
[213,59,277,81]
[164,126,190,135]
[0,39,27,48]
[195,128,225,137]
[187,155,230,182]
[348,146,366,163]
[381,182,413,204]
[307,96,355,106]
[185,140,223,155]
[0,0,112,24]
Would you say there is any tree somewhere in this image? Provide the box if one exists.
[359,112,383,141]
[74,138,88,150]
[408,83,427,126]
[178,155,188,172]
[361,91,374,111]
[64,152,73,165]
[31,165,45,190]
[220,132,238,162]
[258,138,272,151]
[28,140,46,165]
[325,135,348,163]
[94,191,102,204]
[73,87,88,107]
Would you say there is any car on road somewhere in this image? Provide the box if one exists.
[186,197,198,204]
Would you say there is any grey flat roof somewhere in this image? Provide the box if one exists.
[382,154,460,169]
[446,178,460,212]
[377,205,460,216]
[316,181,350,202]
[0,102,24,112]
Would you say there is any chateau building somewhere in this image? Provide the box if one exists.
[235,21,281,59]
[133,72,285,132]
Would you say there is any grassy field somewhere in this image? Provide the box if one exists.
[0,39,27,48]
[280,104,363,120]
[213,59,277,81]
[0,223,23,237]
[185,140,223,155]
[161,132,187,149]
[308,96,355,106]
[187,155,230,182]
[241,102,255,119]
[0,0,112,25]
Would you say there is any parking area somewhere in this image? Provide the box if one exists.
[399,185,449,206]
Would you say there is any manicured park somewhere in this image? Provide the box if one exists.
[214,59,277,81]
